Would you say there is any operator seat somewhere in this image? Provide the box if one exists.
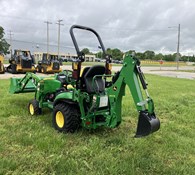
[80,67,90,90]
[84,65,105,94]
[56,73,68,85]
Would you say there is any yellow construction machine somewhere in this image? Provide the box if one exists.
[36,53,62,74]
[6,49,36,74]
[0,52,5,74]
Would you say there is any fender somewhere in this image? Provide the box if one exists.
[54,91,77,106]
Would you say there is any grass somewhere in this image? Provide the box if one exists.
[0,75,195,175]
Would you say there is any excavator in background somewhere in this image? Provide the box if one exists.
[0,52,5,74]
[9,25,160,137]
[36,53,62,74]
[6,49,36,74]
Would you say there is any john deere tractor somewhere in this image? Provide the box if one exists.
[0,52,5,74]
[9,25,160,137]
[36,53,62,74]
[6,49,36,74]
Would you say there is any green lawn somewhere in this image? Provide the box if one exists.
[0,75,195,175]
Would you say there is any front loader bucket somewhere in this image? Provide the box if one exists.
[9,77,36,94]
[135,111,160,138]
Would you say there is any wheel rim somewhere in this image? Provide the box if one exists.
[56,111,64,128]
[41,68,44,73]
[29,104,34,115]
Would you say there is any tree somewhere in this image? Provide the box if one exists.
[106,48,112,55]
[0,26,10,55]
[154,53,164,60]
[112,48,123,60]
[136,52,145,60]
[81,48,90,55]
[164,54,175,61]
[96,51,103,58]
[126,50,136,55]
[144,50,155,60]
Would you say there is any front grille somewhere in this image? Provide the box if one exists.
[52,62,60,70]
[21,59,32,68]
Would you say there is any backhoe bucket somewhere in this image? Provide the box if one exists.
[135,111,160,138]
[9,77,36,94]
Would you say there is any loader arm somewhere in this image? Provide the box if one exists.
[108,54,160,137]
[9,72,42,94]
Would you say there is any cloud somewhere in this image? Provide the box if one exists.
[1,0,195,55]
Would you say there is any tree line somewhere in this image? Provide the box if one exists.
[82,48,195,62]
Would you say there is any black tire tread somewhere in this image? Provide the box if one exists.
[28,99,41,115]
[53,103,80,133]
[43,67,47,74]
[36,65,41,73]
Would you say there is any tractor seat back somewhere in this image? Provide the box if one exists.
[84,65,105,94]
[56,73,68,85]
[80,67,90,89]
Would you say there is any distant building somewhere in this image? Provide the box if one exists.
[33,52,95,62]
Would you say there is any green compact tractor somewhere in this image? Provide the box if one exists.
[9,25,160,137]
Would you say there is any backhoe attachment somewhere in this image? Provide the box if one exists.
[108,53,160,137]
[135,58,160,137]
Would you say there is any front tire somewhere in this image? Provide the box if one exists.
[36,65,42,73]
[11,64,17,74]
[41,67,47,74]
[28,99,41,115]
[52,103,80,132]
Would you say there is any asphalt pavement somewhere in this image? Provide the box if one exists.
[0,64,195,80]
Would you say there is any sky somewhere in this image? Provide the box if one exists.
[1,0,195,55]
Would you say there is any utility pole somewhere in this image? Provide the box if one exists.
[168,24,181,70]
[8,31,13,56]
[56,19,64,59]
[176,24,181,70]
[44,21,52,59]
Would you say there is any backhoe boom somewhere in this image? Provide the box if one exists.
[108,54,160,137]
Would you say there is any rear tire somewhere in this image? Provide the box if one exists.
[28,99,41,115]
[11,64,17,74]
[0,66,5,74]
[36,65,42,73]
[52,103,80,132]
[43,67,47,73]
[41,67,47,74]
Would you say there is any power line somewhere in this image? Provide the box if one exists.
[5,38,74,49]
[0,14,71,25]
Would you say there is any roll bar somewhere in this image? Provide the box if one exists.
[70,25,106,59]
